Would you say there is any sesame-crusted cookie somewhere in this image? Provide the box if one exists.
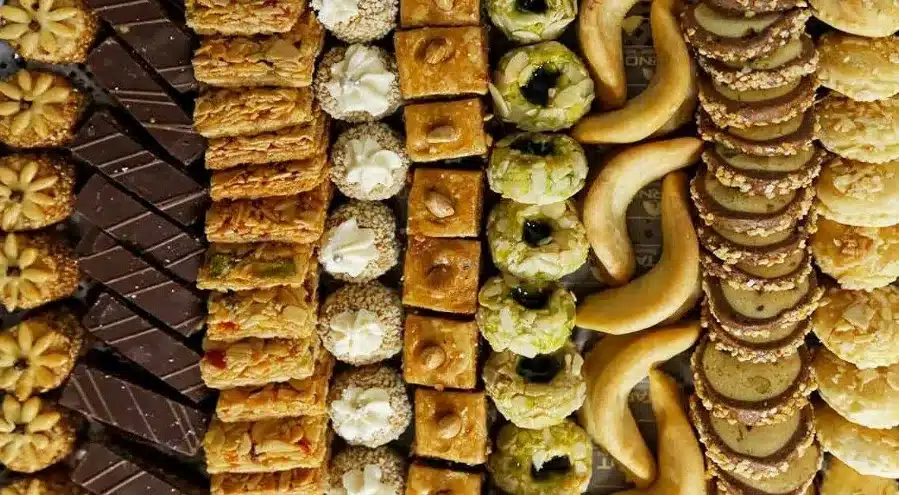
[320,200,399,283]
[809,0,899,38]
[0,70,85,149]
[698,35,818,92]
[0,232,79,312]
[815,157,899,228]
[698,109,815,157]
[318,281,403,366]
[812,286,899,370]
[817,32,899,102]
[710,441,820,495]
[701,247,812,292]
[0,0,98,64]
[698,222,809,266]
[327,446,407,495]
[702,301,811,363]
[328,365,412,448]
[0,395,77,473]
[702,143,827,198]
[699,74,818,129]
[706,0,807,13]
[815,402,899,478]
[311,0,397,43]
[812,347,899,429]
[816,94,899,164]
[810,217,899,291]
[0,154,75,232]
[681,2,811,64]
[313,44,401,123]
[330,123,410,201]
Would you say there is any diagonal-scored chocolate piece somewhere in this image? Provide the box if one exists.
[71,111,206,228]
[77,174,204,283]
[76,230,204,336]
[72,442,203,495]
[60,364,208,456]
[85,292,209,403]
[87,38,205,165]
[84,0,196,93]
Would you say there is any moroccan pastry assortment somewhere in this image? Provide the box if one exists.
[0,0,893,493]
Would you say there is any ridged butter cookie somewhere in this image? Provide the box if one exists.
[703,302,811,363]
[816,94,899,164]
[698,109,815,157]
[699,74,818,129]
[692,337,816,425]
[711,441,821,495]
[816,403,899,478]
[812,286,899,370]
[703,142,826,198]
[816,157,899,228]
[817,33,899,102]
[699,223,809,266]
[810,217,899,291]
[812,347,899,429]
[699,35,818,92]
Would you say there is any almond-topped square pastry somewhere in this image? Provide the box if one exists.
[394,27,489,100]
[400,0,480,27]
[194,87,314,139]
[196,242,316,292]
[412,389,489,465]
[204,415,329,473]
[186,0,303,35]
[403,98,489,162]
[200,336,320,389]
[209,153,329,201]
[406,464,483,495]
[403,237,480,314]
[403,315,478,390]
[408,168,483,237]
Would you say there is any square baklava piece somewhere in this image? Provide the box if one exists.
[403,98,488,162]
[394,27,488,100]
[403,315,478,390]
[406,464,483,495]
[408,168,483,238]
[412,389,489,465]
[402,237,480,314]
[400,0,479,28]
[186,0,303,36]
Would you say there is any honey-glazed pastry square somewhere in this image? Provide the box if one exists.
[406,464,482,495]
[194,87,314,139]
[394,26,488,100]
[185,0,303,35]
[0,70,84,149]
[209,153,329,201]
[320,200,399,283]
[328,365,411,448]
[699,74,818,130]
[815,157,899,228]
[698,222,810,267]
[402,236,480,314]
[697,108,815,157]
[710,440,821,495]
[691,337,816,425]
[403,98,489,162]
[200,336,320,389]
[816,402,899,479]
[817,33,899,102]
[329,123,410,201]
[812,286,899,370]
[0,0,98,64]
[820,457,899,495]
[403,314,478,390]
[407,167,483,238]
[701,245,812,292]
[0,395,77,473]
[0,309,82,401]
[328,446,406,495]
[205,108,328,170]
[691,166,814,236]
[206,181,332,244]
[400,0,479,27]
[318,282,403,366]
[702,144,826,198]
[313,44,402,123]
[210,466,326,495]
[0,233,78,312]
[812,347,899,429]
[196,242,316,292]
[698,35,818,92]
[681,2,811,64]
[690,395,815,480]
[808,0,899,38]
[206,271,319,342]
[3,470,87,495]
[0,154,74,232]
[702,301,811,364]
[816,94,899,164]
[412,388,489,465]
[192,10,324,88]
[810,217,899,291]
[216,352,334,422]
[203,415,329,473]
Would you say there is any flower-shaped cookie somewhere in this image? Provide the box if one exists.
[0,70,84,148]
[0,395,76,473]
[0,233,79,312]
[0,155,75,232]
[0,0,98,63]
[0,310,82,400]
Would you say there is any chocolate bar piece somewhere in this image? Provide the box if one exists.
[77,230,204,336]
[84,0,196,93]
[71,111,206,227]
[87,38,205,165]
[72,442,202,495]
[60,364,208,456]
[77,174,204,283]
[85,292,209,403]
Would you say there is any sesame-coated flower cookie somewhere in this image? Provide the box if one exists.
[0,395,77,473]
[0,70,84,149]
[0,154,75,232]
[0,0,98,64]
[0,233,78,312]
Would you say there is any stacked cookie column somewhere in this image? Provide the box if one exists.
[806,31,899,486]
[183,3,335,493]
[681,1,825,493]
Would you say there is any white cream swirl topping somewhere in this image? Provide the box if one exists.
[330,386,393,442]
[325,44,396,116]
[314,0,359,26]
[321,218,378,277]
[346,137,402,194]
[329,464,394,495]
[330,308,386,358]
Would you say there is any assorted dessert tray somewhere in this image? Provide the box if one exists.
[0,0,895,493]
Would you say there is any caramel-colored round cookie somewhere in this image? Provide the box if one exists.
[812,347,899,429]
[809,0,899,38]
[816,157,899,228]
[816,403,899,479]
[712,441,821,495]
[703,142,826,198]
[812,286,899,370]
[703,302,811,363]
[817,33,899,102]
[698,222,809,266]
[816,94,899,164]
[701,247,812,292]
[699,74,818,129]
[698,109,815,157]
[810,217,899,291]
[699,35,818,92]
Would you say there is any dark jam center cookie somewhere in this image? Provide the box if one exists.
[510,137,555,156]
[531,456,572,480]
[516,354,562,383]
[522,220,553,247]
[510,286,550,310]
[521,66,560,107]
[517,0,548,14]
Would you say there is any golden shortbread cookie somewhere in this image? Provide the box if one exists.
[812,286,899,369]
[811,347,899,429]
[810,217,899,291]
[816,403,899,479]
[816,94,899,164]
[816,157,899,227]
[817,33,899,102]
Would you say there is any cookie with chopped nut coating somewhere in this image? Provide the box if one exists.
[698,109,815,157]
[817,33,899,102]
[816,402,899,478]
[698,35,818,91]
[816,94,899,164]
[816,157,899,228]
[699,74,818,130]
[810,217,899,291]
[698,222,809,266]
[812,346,899,429]
[703,144,826,198]
[706,0,807,13]
[812,286,899,370]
